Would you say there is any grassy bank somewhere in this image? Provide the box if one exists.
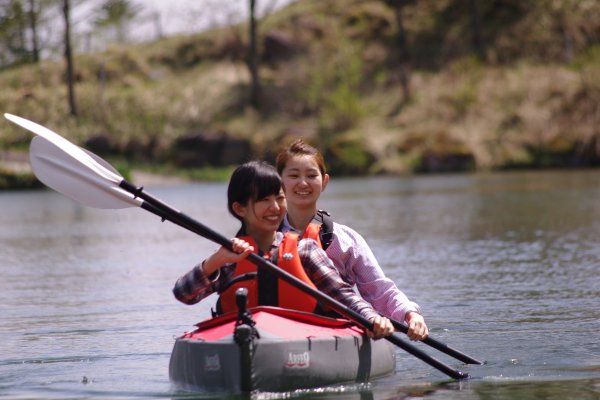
[1,0,599,187]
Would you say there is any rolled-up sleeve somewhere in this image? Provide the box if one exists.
[173,262,232,305]
[298,238,379,321]
[326,224,421,322]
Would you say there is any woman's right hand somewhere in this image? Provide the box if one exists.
[202,238,254,275]
[405,311,429,341]
[229,238,254,259]
[367,315,394,339]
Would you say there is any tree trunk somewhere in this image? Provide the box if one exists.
[17,6,26,54]
[248,0,260,109]
[28,0,39,62]
[394,2,411,102]
[468,0,485,61]
[63,0,77,117]
[152,11,163,40]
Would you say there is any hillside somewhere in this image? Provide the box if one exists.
[1,0,600,188]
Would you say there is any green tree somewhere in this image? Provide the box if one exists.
[0,0,27,65]
[543,0,595,63]
[94,0,142,43]
[0,0,58,66]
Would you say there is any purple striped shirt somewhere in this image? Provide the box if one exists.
[281,216,421,323]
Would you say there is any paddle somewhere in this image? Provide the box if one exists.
[6,113,472,380]
[389,319,483,365]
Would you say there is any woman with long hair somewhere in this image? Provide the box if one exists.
[173,160,393,338]
[276,140,428,341]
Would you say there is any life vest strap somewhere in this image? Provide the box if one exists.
[311,209,334,250]
[217,272,257,294]
[258,250,278,306]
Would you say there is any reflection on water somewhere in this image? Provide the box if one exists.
[1,170,600,399]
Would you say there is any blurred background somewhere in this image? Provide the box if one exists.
[2,3,600,399]
[1,0,600,189]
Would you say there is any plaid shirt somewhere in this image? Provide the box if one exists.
[172,231,379,321]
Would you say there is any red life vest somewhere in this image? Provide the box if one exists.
[218,233,318,314]
[303,223,323,247]
[298,212,339,318]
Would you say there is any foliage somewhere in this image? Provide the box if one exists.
[134,162,235,182]
[94,0,143,43]
[324,135,375,175]
[0,0,60,67]
[0,0,29,65]
[303,42,366,133]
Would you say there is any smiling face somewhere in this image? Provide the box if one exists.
[227,161,287,244]
[233,189,287,235]
[280,155,329,210]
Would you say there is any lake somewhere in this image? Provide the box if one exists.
[1,170,599,399]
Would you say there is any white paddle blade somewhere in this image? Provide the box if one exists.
[4,113,122,184]
[30,136,142,209]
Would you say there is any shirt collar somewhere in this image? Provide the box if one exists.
[273,231,284,248]
[280,214,294,233]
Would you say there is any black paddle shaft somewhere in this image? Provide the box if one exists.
[120,180,470,380]
[390,320,484,365]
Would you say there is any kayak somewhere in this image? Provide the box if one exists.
[168,305,396,393]
[7,113,475,391]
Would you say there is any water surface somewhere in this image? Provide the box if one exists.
[1,170,599,399]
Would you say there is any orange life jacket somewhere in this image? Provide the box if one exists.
[303,223,323,247]
[298,211,340,318]
[218,233,318,314]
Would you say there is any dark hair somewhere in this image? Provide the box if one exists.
[227,161,282,222]
[275,139,327,177]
